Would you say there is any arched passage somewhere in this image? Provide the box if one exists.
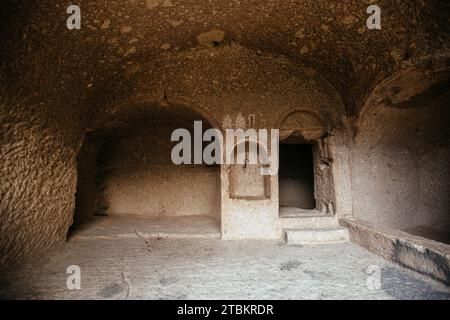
[70,104,221,238]
[353,68,450,244]
[277,109,334,216]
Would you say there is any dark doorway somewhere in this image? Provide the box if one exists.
[279,144,316,210]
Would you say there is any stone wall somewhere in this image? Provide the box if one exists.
[102,128,220,218]
[352,89,450,243]
[1,0,447,269]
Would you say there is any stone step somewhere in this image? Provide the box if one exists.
[279,214,339,229]
[283,227,349,245]
[280,207,323,217]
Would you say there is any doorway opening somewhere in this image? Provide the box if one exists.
[279,142,316,215]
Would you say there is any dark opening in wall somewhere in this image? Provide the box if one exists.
[69,134,108,235]
[279,144,316,210]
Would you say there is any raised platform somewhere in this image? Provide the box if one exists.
[281,216,340,229]
[340,218,450,285]
[69,215,221,241]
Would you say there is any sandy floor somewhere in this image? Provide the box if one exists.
[1,216,449,300]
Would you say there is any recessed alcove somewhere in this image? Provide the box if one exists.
[228,140,271,200]
[69,105,221,238]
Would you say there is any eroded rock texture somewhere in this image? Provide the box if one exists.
[0,0,449,269]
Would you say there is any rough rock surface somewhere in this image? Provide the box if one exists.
[0,0,449,271]
[1,237,449,299]
[341,218,450,285]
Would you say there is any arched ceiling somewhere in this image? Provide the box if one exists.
[1,0,449,120]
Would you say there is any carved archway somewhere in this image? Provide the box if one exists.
[278,109,328,141]
[277,109,333,215]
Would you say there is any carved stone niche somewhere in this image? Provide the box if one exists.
[279,109,328,141]
[228,141,271,200]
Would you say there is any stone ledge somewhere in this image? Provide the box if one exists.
[340,218,450,285]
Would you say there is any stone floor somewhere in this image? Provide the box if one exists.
[0,216,449,300]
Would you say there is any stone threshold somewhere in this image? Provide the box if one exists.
[339,218,450,286]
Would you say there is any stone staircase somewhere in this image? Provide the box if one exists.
[280,207,349,245]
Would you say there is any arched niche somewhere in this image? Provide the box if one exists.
[228,139,271,200]
[357,66,450,126]
[353,66,450,243]
[71,101,223,235]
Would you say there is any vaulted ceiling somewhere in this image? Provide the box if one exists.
[1,0,449,120]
